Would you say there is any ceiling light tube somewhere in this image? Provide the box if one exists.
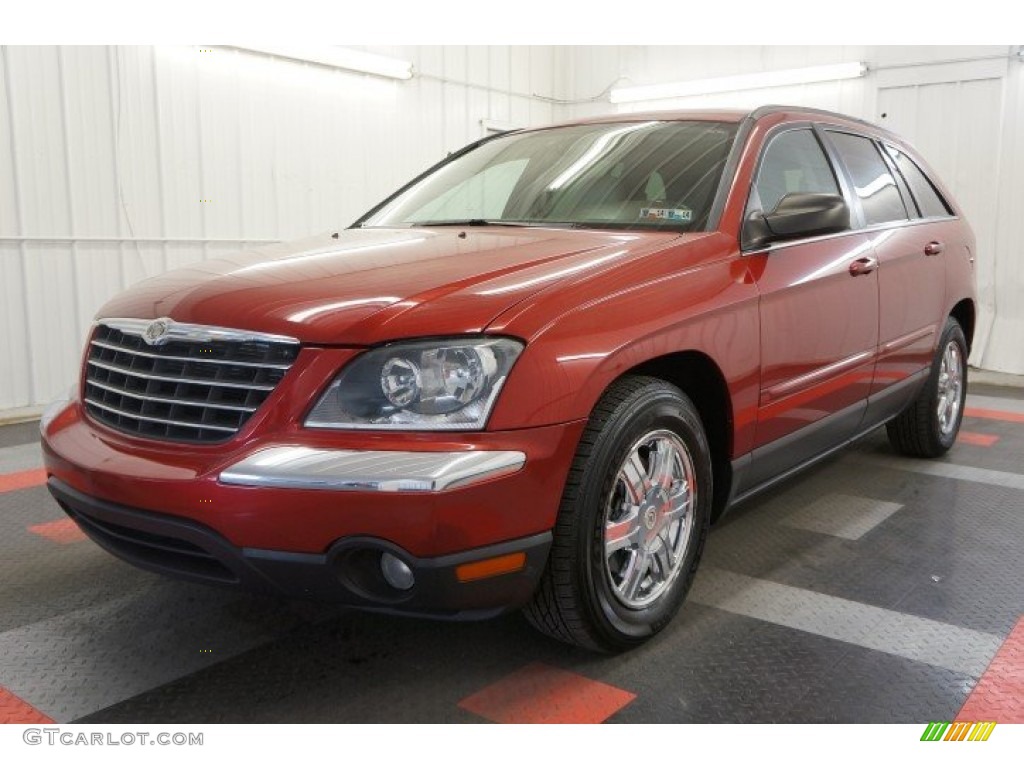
[610,61,867,104]
[229,45,413,80]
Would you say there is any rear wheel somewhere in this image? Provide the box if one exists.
[524,376,712,652]
[886,317,968,457]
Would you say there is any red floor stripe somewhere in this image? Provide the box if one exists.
[458,662,636,724]
[957,431,1000,447]
[28,518,87,544]
[0,468,46,493]
[957,616,1024,724]
[0,687,54,724]
[964,407,1024,424]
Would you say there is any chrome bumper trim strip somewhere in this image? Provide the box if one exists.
[218,447,526,492]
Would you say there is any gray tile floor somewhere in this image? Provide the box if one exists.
[2,384,1021,723]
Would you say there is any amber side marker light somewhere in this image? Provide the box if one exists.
[455,552,527,583]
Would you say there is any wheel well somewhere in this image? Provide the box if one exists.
[625,352,733,522]
[951,299,975,353]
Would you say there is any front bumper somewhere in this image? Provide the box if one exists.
[49,478,551,618]
[42,399,585,613]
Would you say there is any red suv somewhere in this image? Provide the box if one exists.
[41,106,976,651]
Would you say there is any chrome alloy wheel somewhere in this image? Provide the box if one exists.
[603,430,696,609]
[936,340,964,436]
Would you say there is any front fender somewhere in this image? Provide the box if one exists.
[487,253,761,458]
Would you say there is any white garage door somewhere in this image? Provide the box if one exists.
[876,76,1003,368]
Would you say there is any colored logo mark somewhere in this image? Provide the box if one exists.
[920,721,996,741]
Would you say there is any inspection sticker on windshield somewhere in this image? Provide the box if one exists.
[640,207,692,223]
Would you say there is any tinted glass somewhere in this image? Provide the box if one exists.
[755,129,839,213]
[827,132,908,226]
[363,121,738,232]
[884,145,952,218]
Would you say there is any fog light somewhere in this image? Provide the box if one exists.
[380,552,415,590]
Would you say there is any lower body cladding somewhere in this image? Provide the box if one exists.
[48,479,551,619]
[41,402,584,618]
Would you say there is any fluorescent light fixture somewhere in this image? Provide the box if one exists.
[229,45,413,80]
[610,62,867,104]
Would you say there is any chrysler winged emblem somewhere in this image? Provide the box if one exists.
[142,318,172,345]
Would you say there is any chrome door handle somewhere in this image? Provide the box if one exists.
[924,241,945,256]
[849,256,878,276]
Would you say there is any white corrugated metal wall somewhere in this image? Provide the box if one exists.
[2,45,1023,419]
[562,45,1024,375]
[0,45,567,416]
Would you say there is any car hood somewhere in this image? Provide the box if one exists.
[96,227,689,344]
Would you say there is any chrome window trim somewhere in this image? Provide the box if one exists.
[98,318,300,346]
[219,447,527,493]
[741,213,962,256]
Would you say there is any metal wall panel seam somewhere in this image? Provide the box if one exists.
[0,46,35,403]
[55,47,84,347]
[149,46,170,276]
[982,67,1015,372]
[193,48,208,261]
[104,45,128,294]
[233,49,245,250]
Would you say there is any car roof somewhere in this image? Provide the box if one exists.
[537,105,902,143]
[539,108,750,128]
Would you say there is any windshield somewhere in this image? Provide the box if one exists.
[360,120,739,232]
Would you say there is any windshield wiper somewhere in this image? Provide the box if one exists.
[411,219,534,227]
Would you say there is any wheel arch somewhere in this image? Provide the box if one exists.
[950,298,975,353]
[617,351,734,523]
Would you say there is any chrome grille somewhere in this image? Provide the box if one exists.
[84,319,300,443]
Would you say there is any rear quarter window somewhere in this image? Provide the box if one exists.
[884,145,953,218]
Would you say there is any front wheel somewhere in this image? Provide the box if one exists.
[524,376,712,652]
[886,317,968,457]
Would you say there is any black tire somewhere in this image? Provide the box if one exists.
[886,317,968,458]
[524,376,712,652]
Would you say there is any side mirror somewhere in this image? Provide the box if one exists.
[742,192,850,250]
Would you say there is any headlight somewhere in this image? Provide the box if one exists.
[305,337,524,431]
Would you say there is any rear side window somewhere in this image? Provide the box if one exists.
[755,129,840,213]
[884,145,953,218]
[827,131,908,226]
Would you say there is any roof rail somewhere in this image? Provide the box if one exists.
[748,104,894,136]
